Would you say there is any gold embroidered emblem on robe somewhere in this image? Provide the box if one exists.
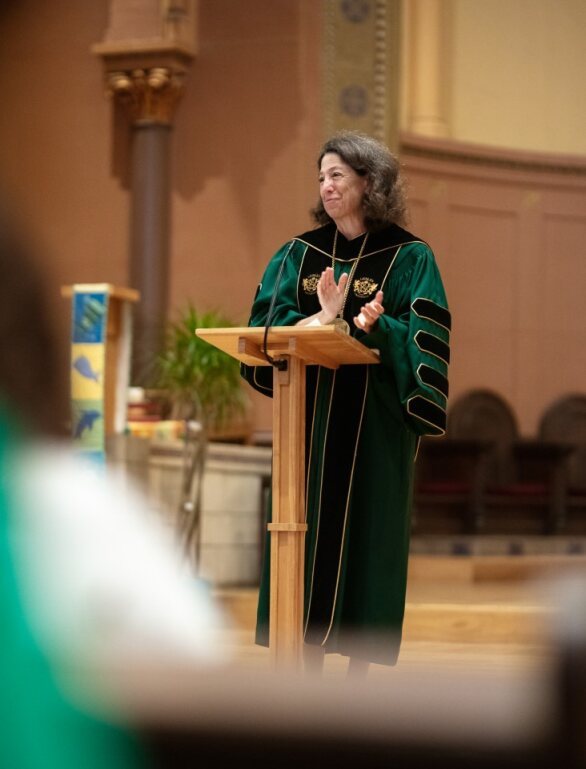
[302,274,320,294]
[353,277,378,298]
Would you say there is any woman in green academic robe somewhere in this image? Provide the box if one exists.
[242,131,451,673]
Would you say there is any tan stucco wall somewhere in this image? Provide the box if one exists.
[401,0,586,155]
[169,1,322,321]
[402,137,586,435]
[0,0,584,437]
[0,0,322,432]
[0,3,129,288]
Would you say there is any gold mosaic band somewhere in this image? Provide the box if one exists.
[322,0,401,149]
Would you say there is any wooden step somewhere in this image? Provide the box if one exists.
[402,602,549,644]
[213,554,585,646]
[215,590,550,645]
[408,554,586,582]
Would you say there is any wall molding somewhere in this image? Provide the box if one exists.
[400,131,586,436]
[400,132,586,183]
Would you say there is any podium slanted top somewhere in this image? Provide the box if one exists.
[61,284,140,303]
[196,325,380,370]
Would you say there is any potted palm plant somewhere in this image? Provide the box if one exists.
[155,303,249,438]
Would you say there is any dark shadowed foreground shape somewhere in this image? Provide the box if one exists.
[97,578,586,769]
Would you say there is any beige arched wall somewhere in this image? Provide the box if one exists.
[0,2,129,298]
[0,0,584,439]
[401,136,586,435]
[169,0,322,431]
[0,0,323,434]
[402,0,586,155]
[170,1,322,321]
[400,0,586,436]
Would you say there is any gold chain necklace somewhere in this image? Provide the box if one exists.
[330,228,369,334]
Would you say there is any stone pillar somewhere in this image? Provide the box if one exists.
[108,65,185,382]
[93,1,197,384]
[407,0,451,138]
[130,119,170,385]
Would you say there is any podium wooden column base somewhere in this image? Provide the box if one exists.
[268,522,307,669]
[194,326,379,672]
[269,355,307,670]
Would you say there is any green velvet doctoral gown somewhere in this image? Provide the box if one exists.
[242,222,451,665]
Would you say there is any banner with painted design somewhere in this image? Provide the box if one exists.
[70,288,109,463]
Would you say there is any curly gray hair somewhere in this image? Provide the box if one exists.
[312,131,407,231]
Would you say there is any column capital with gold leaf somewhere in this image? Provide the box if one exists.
[92,0,197,125]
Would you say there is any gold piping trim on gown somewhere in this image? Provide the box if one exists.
[293,237,426,263]
[407,394,447,435]
[415,362,449,401]
[411,295,452,334]
[302,237,403,644]
[322,365,370,646]
[414,329,450,366]
[319,243,401,644]
[303,368,337,641]
[295,243,309,304]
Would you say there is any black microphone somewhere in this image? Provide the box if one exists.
[262,242,294,371]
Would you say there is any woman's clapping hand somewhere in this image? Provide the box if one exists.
[354,290,385,333]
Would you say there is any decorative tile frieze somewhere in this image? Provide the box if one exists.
[323,0,401,148]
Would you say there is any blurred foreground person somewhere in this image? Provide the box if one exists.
[0,204,228,768]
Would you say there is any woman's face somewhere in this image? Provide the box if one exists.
[319,152,368,225]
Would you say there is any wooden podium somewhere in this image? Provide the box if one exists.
[196,325,379,669]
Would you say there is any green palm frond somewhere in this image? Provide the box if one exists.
[156,304,248,429]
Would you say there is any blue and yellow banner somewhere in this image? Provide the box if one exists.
[69,288,109,464]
